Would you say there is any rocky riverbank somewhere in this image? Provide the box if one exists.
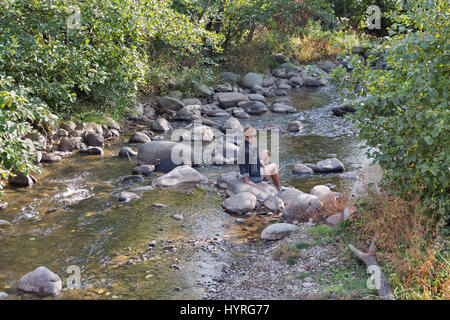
[0,51,383,299]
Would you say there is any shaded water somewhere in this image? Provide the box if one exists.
[0,86,368,299]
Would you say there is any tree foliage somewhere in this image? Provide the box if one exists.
[331,0,449,217]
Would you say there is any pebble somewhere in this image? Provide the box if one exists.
[153,203,166,208]
[172,214,183,221]
[149,240,157,247]
[236,218,246,224]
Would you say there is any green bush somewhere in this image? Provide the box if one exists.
[0,75,57,187]
[331,0,449,218]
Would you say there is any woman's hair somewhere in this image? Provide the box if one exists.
[244,126,256,135]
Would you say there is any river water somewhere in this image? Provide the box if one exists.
[0,86,369,299]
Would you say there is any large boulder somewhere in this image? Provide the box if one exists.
[222,192,257,214]
[317,61,337,73]
[85,132,104,147]
[152,165,207,188]
[292,164,313,175]
[311,185,335,202]
[263,195,285,212]
[261,223,297,241]
[60,121,76,132]
[175,105,201,121]
[158,96,185,111]
[8,172,34,188]
[240,101,268,115]
[221,72,240,83]
[279,188,322,222]
[241,72,263,88]
[191,125,214,142]
[216,171,277,201]
[138,141,192,172]
[279,63,301,73]
[103,116,121,131]
[194,83,214,98]
[58,137,75,152]
[302,76,324,87]
[151,118,171,132]
[216,92,248,108]
[271,103,296,113]
[129,132,151,144]
[313,158,345,173]
[18,266,62,297]
[223,117,242,131]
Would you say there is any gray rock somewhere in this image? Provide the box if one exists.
[103,116,121,131]
[194,83,214,98]
[119,191,139,202]
[130,186,154,192]
[8,172,34,188]
[151,118,171,132]
[137,141,192,172]
[85,132,104,147]
[221,72,240,83]
[317,61,337,73]
[0,292,8,299]
[263,195,285,212]
[279,63,301,72]
[223,192,257,214]
[250,84,264,95]
[240,101,268,115]
[175,105,201,121]
[279,188,322,222]
[216,92,248,108]
[182,98,202,106]
[223,117,242,131]
[158,96,185,111]
[172,214,184,221]
[236,218,246,224]
[292,164,313,175]
[191,125,214,142]
[241,72,263,88]
[217,171,277,201]
[287,121,302,132]
[247,94,265,102]
[119,147,137,157]
[326,214,343,226]
[311,185,335,202]
[79,147,104,156]
[261,223,297,241]
[41,153,62,163]
[58,137,75,152]
[152,165,208,188]
[132,165,155,176]
[302,76,324,87]
[271,103,296,113]
[85,123,103,136]
[289,76,303,86]
[213,84,233,93]
[60,121,76,132]
[56,128,69,137]
[262,76,276,87]
[314,158,345,173]
[129,132,151,143]
[0,219,11,226]
[18,266,62,297]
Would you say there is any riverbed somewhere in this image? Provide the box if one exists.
[0,86,369,299]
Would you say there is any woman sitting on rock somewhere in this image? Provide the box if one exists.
[238,126,281,190]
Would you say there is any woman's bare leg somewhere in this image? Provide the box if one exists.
[264,163,281,190]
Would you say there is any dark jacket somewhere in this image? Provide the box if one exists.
[238,140,261,178]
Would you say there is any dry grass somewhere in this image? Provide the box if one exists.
[348,187,449,300]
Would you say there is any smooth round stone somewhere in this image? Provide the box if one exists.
[172,214,184,221]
